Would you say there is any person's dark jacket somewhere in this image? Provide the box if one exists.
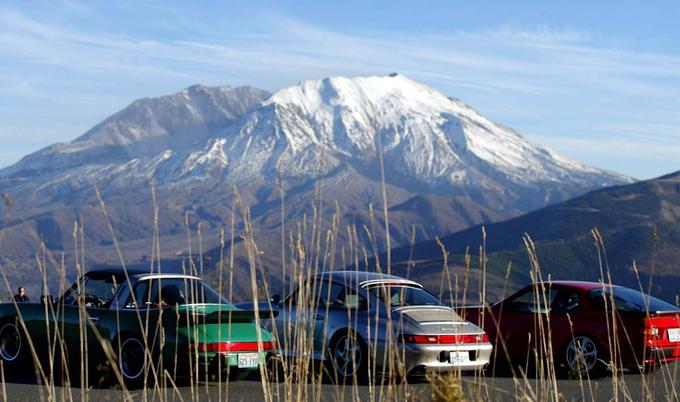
[13,294,29,303]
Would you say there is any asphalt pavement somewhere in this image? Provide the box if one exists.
[0,363,678,401]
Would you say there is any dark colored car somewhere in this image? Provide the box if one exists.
[238,271,491,382]
[0,269,275,387]
[461,281,680,376]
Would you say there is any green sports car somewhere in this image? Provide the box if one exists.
[0,269,275,387]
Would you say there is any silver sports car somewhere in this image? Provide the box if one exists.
[240,271,492,381]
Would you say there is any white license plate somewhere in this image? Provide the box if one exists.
[668,328,680,342]
[449,351,470,365]
[237,352,259,368]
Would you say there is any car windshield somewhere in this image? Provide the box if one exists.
[589,287,679,313]
[61,273,126,308]
[368,284,443,308]
[129,277,226,308]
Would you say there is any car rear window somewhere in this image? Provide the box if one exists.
[367,285,443,308]
[588,287,679,313]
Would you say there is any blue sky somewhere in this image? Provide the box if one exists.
[1,1,679,179]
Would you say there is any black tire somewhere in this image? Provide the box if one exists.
[0,318,26,369]
[116,335,148,389]
[632,362,658,375]
[265,354,287,383]
[327,330,368,384]
[561,335,607,378]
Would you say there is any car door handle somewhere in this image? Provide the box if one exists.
[314,314,325,321]
[89,316,100,322]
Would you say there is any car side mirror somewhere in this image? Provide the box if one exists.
[270,294,281,306]
[41,295,54,305]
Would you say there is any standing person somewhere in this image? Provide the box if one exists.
[13,286,29,303]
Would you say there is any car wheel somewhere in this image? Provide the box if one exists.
[117,336,148,388]
[563,335,605,377]
[0,319,24,367]
[328,331,367,383]
[634,363,657,374]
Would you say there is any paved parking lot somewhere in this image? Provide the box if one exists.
[1,363,678,401]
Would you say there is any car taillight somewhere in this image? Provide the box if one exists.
[643,327,659,337]
[399,333,489,344]
[193,341,274,353]
[643,326,661,346]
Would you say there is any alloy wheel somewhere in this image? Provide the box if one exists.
[119,338,146,380]
[0,323,21,362]
[566,336,598,374]
[331,333,362,379]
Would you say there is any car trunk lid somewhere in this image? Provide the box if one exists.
[396,306,483,335]
[165,304,274,346]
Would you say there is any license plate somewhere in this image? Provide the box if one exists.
[449,351,470,365]
[668,328,680,342]
[237,352,259,368]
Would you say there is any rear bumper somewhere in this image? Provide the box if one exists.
[644,345,680,364]
[400,342,493,374]
[165,350,272,373]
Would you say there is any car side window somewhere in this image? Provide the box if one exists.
[553,292,581,314]
[315,281,367,311]
[507,288,559,313]
[336,287,367,310]
[127,281,152,308]
[317,281,345,309]
[127,280,166,308]
[284,287,300,306]
[84,277,123,309]
[284,280,315,306]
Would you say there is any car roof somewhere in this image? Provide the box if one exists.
[315,270,422,288]
[85,269,198,281]
[85,268,148,277]
[531,281,620,291]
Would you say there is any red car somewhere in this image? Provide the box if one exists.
[461,281,680,376]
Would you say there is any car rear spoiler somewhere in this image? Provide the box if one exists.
[651,310,680,315]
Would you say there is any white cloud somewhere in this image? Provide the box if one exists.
[2,5,679,97]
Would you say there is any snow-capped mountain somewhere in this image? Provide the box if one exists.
[0,74,632,296]
[1,84,270,178]
[214,74,628,206]
[1,74,628,209]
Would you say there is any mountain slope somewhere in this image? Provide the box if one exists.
[385,171,680,301]
[1,85,270,179]
[215,74,629,210]
[0,74,632,298]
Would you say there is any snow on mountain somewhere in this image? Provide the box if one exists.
[210,74,631,205]
[0,74,636,297]
[257,74,615,183]
[0,85,269,178]
[0,74,631,209]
